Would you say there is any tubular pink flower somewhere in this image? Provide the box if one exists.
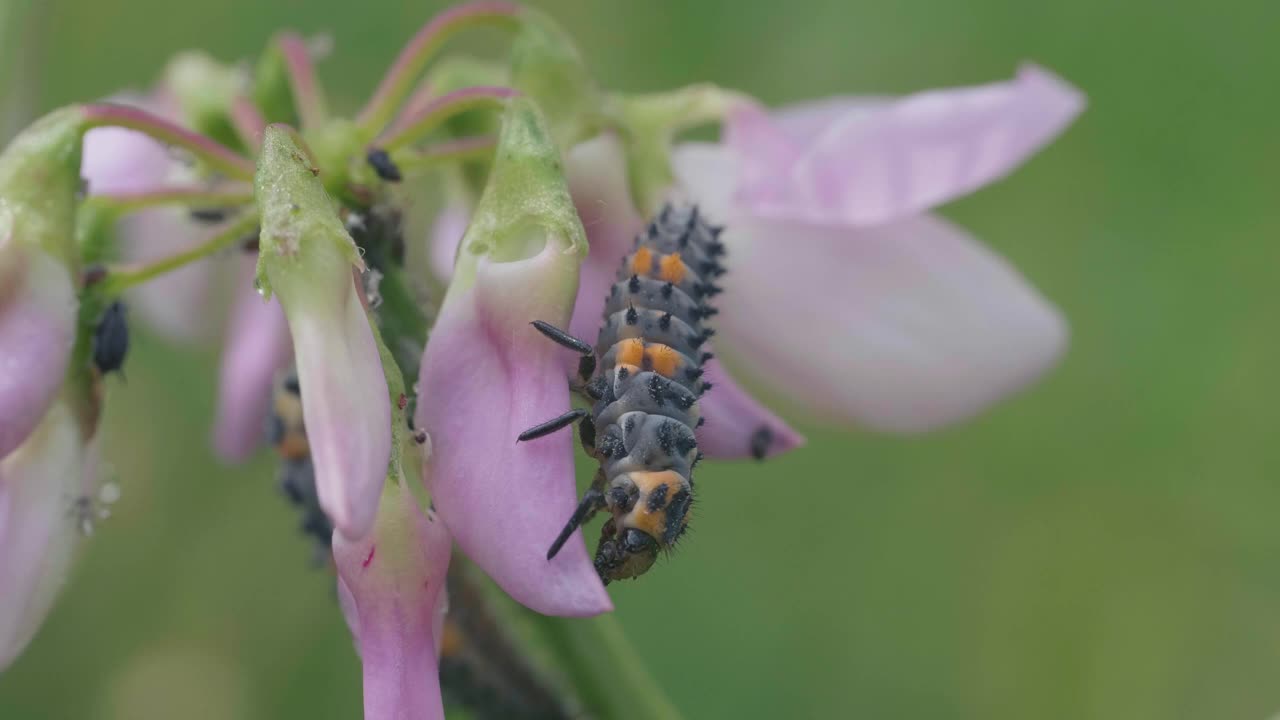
[415,98,610,616]
[255,126,392,540]
[0,400,95,670]
[333,481,450,720]
[211,259,293,462]
[0,240,77,459]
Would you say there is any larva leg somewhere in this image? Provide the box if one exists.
[529,320,597,381]
[547,472,607,561]
[517,408,589,442]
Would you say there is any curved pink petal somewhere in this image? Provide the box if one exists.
[212,259,293,462]
[0,401,90,670]
[695,354,805,459]
[415,241,611,617]
[698,209,1067,432]
[333,482,450,720]
[0,249,77,459]
[727,64,1085,226]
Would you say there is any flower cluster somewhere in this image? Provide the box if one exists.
[0,3,1083,717]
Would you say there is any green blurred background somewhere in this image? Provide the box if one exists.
[3,0,1279,718]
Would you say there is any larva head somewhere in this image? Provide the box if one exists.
[594,470,692,582]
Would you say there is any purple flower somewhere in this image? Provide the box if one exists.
[430,64,1083,455]
[333,481,451,720]
[0,400,98,670]
[255,125,391,540]
[414,98,611,617]
[211,258,293,462]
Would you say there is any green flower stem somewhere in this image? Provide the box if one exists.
[97,212,257,296]
[275,32,329,129]
[533,614,684,720]
[389,134,496,179]
[356,1,524,135]
[82,103,255,181]
[375,86,517,152]
[85,186,255,215]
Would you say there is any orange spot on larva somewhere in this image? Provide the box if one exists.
[617,338,645,367]
[658,253,686,283]
[645,343,681,377]
[631,246,654,275]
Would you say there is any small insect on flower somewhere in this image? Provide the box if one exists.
[265,371,333,559]
[520,204,726,584]
[91,301,130,376]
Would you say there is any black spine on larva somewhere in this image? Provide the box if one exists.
[588,204,724,546]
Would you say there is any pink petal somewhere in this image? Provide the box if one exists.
[285,279,391,540]
[0,401,90,670]
[695,354,805,459]
[80,124,173,195]
[564,134,646,345]
[696,208,1066,432]
[426,203,469,282]
[212,260,293,462]
[727,64,1085,226]
[415,241,611,617]
[0,249,77,458]
[333,482,450,720]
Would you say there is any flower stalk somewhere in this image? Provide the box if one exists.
[356,1,524,134]
[275,32,329,129]
[375,86,517,152]
[95,212,257,296]
[82,103,255,181]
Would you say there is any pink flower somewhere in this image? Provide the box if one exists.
[431,64,1084,456]
[255,125,392,540]
[333,481,451,720]
[414,98,611,617]
[672,64,1084,433]
[0,400,98,670]
[211,258,293,462]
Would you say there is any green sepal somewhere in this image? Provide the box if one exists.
[452,96,587,292]
[0,105,88,267]
[253,124,363,300]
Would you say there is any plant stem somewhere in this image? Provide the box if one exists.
[97,212,257,295]
[375,87,517,152]
[82,103,255,181]
[390,135,496,179]
[356,1,524,135]
[276,32,329,129]
[533,614,683,720]
[86,186,254,215]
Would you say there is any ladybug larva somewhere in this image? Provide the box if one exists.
[521,204,728,583]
